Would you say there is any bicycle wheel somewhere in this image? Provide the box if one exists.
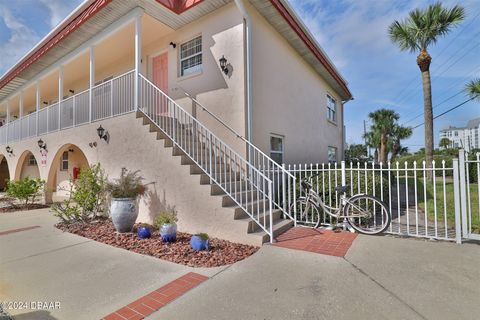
[344,194,391,235]
[290,198,322,228]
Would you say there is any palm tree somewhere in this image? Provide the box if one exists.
[389,3,465,169]
[466,78,480,101]
[368,109,399,164]
[390,125,413,162]
[439,137,451,149]
[364,130,380,162]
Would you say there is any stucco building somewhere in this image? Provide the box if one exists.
[439,118,480,151]
[0,0,351,244]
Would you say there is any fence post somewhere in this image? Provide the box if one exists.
[282,163,286,214]
[341,160,346,203]
[458,149,468,238]
[269,180,273,243]
[452,158,462,244]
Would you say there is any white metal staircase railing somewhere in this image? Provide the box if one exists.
[180,90,297,225]
[139,74,281,242]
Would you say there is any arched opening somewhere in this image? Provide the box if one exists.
[46,144,89,203]
[0,155,10,191]
[14,151,41,181]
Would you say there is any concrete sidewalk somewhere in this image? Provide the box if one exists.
[149,236,480,320]
[0,209,225,320]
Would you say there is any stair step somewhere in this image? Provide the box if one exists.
[250,219,294,244]
[210,181,251,195]
[244,210,283,233]
[199,172,242,184]
[222,190,264,207]
[232,199,271,218]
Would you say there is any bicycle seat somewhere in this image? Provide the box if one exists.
[335,185,350,193]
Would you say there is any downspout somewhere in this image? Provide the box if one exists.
[234,0,253,146]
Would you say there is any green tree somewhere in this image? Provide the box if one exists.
[439,137,451,149]
[466,78,480,101]
[345,144,368,163]
[390,125,413,162]
[368,109,399,164]
[389,3,465,170]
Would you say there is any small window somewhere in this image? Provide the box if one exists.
[270,135,284,164]
[328,146,337,163]
[60,151,69,171]
[28,155,37,166]
[326,94,337,122]
[179,36,202,77]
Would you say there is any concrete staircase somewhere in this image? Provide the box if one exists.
[137,112,293,244]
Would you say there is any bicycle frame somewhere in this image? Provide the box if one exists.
[302,189,369,220]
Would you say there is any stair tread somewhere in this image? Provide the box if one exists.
[249,219,294,238]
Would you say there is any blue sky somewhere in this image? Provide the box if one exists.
[0,0,479,151]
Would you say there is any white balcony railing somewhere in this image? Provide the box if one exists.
[0,70,135,145]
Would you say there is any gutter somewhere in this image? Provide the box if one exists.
[234,0,253,143]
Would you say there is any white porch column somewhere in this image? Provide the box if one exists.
[6,100,10,124]
[134,14,142,110]
[58,66,64,129]
[19,92,24,118]
[89,46,95,122]
[36,81,40,136]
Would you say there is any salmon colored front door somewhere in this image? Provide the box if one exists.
[152,52,168,114]
[153,52,168,93]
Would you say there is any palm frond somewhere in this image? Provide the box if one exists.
[466,78,480,101]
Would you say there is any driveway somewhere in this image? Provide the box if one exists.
[1,209,479,320]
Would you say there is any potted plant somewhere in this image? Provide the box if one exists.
[190,233,209,251]
[137,223,152,239]
[154,211,178,242]
[107,168,145,233]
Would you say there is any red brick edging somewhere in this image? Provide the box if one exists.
[0,225,40,236]
[103,272,208,320]
[274,227,358,257]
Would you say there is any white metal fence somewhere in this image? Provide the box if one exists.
[287,155,476,243]
[0,70,135,145]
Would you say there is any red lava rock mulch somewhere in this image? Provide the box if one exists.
[0,203,50,213]
[55,219,259,267]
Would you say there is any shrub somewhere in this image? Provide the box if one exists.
[52,164,108,223]
[107,168,145,198]
[195,233,209,240]
[6,177,45,207]
[153,210,178,227]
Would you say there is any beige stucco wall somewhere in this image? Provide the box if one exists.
[142,3,246,156]
[1,113,256,245]
[247,2,345,164]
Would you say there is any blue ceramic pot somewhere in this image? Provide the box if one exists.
[190,235,209,251]
[137,227,151,239]
[160,223,177,243]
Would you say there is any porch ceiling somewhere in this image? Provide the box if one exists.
[0,0,232,103]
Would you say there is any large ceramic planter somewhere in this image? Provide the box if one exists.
[110,198,138,233]
[190,235,209,251]
[137,227,151,239]
[160,223,177,242]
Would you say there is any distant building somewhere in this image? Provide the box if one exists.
[439,118,480,151]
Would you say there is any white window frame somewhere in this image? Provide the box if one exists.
[328,146,337,163]
[179,35,202,77]
[60,151,69,171]
[326,94,337,123]
[270,134,285,165]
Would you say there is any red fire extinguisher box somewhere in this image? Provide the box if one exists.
[73,167,80,180]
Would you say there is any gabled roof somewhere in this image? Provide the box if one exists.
[0,0,352,102]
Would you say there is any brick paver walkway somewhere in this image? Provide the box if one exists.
[274,227,357,257]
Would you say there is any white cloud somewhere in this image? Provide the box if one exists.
[0,5,39,75]
[40,0,82,29]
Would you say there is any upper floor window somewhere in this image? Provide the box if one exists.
[326,94,336,122]
[60,151,69,171]
[180,36,202,77]
[328,146,337,163]
[270,134,284,164]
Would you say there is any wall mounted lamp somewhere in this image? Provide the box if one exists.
[89,142,97,148]
[219,55,228,75]
[97,125,108,141]
[69,89,75,94]
[5,145,13,155]
[37,139,47,151]
[169,42,177,48]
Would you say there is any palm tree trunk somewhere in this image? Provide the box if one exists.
[380,134,388,164]
[417,49,433,179]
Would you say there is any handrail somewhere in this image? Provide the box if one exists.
[180,88,295,180]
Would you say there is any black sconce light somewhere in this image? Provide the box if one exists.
[37,139,47,151]
[69,89,75,94]
[5,145,13,155]
[89,142,97,148]
[97,125,108,141]
[169,42,177,48]
[43,101,48,106]
[219,55,228,75]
